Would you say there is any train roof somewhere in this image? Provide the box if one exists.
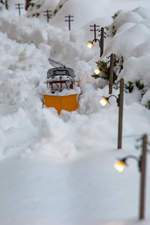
[47,67,75,79]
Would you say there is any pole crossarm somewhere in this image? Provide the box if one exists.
[43,10,52,22]
[65,15,74,31]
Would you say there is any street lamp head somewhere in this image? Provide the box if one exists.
[99,97,109,107]
[94,68,101,75]
[88,41,94,48]
[114,159,126,172]
[99,95,119,107]
[114,155,139,173]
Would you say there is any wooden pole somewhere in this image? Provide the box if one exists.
[43,10,52,23]
[139,134,147,220]
[68,15,71,31]
[16,3,22,16]
[100,27,104,57]
[117,78,124,149]
[25,0,29,10]
[109,53,115,94]
[65,15,74,31]
[94,24,97,42]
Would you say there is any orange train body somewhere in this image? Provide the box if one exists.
[43,94,79,115]
[43,65,80,114]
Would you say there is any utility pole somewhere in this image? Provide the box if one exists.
[109,53,115,94]
[65,15,74,31]
[117,78,124,149]
[15,3,24,16]
[43,10,52,23]
[25,0,31,10]
[139,134,147,220]
[90,24,100,42]
[100,27,104,57]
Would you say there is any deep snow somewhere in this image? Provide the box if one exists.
[0,0,150,225]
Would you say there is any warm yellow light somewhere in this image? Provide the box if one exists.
[88,41,94,48]
[99,97,109,107]
[114,160,125,173]
[94,68,101,75]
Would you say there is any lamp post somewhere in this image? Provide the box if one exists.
[114,134,148,220]
[139,134,147,220]
[99,78,124,149]
[88,24,105,57]
[109,53,115,94]
[118,78,124,149]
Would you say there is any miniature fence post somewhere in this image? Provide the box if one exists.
[109,53,115,94]
[139,134,147,220]
[117,78,124,149]
[100,27,104,57]
[65,15,74,31]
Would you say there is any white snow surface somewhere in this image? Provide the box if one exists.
[0,0,150,225]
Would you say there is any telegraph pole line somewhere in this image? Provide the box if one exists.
[15,3,24,16]
[65,15,74,31]
[43,10,52,23]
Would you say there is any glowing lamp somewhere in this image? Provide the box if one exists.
[88,41,94,48]
[99,97,109,107]
[114,160,125,172]
[94,68,101,75]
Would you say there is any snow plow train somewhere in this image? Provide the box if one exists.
[43,59,80,114]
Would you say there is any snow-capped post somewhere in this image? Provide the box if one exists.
[118,78,124,149]
[139,134,147,220]
[114,134,149,220]
[99,78,124,149]
[109,53,115,94]
[43,10,52,23]
[65,15,74,31]
[100,27,104,57]
[15,3,24,16]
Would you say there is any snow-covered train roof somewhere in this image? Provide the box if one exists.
[47,67,75,79]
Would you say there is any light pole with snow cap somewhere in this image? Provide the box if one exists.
[99,78,124,149]
[114,134,149,220]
